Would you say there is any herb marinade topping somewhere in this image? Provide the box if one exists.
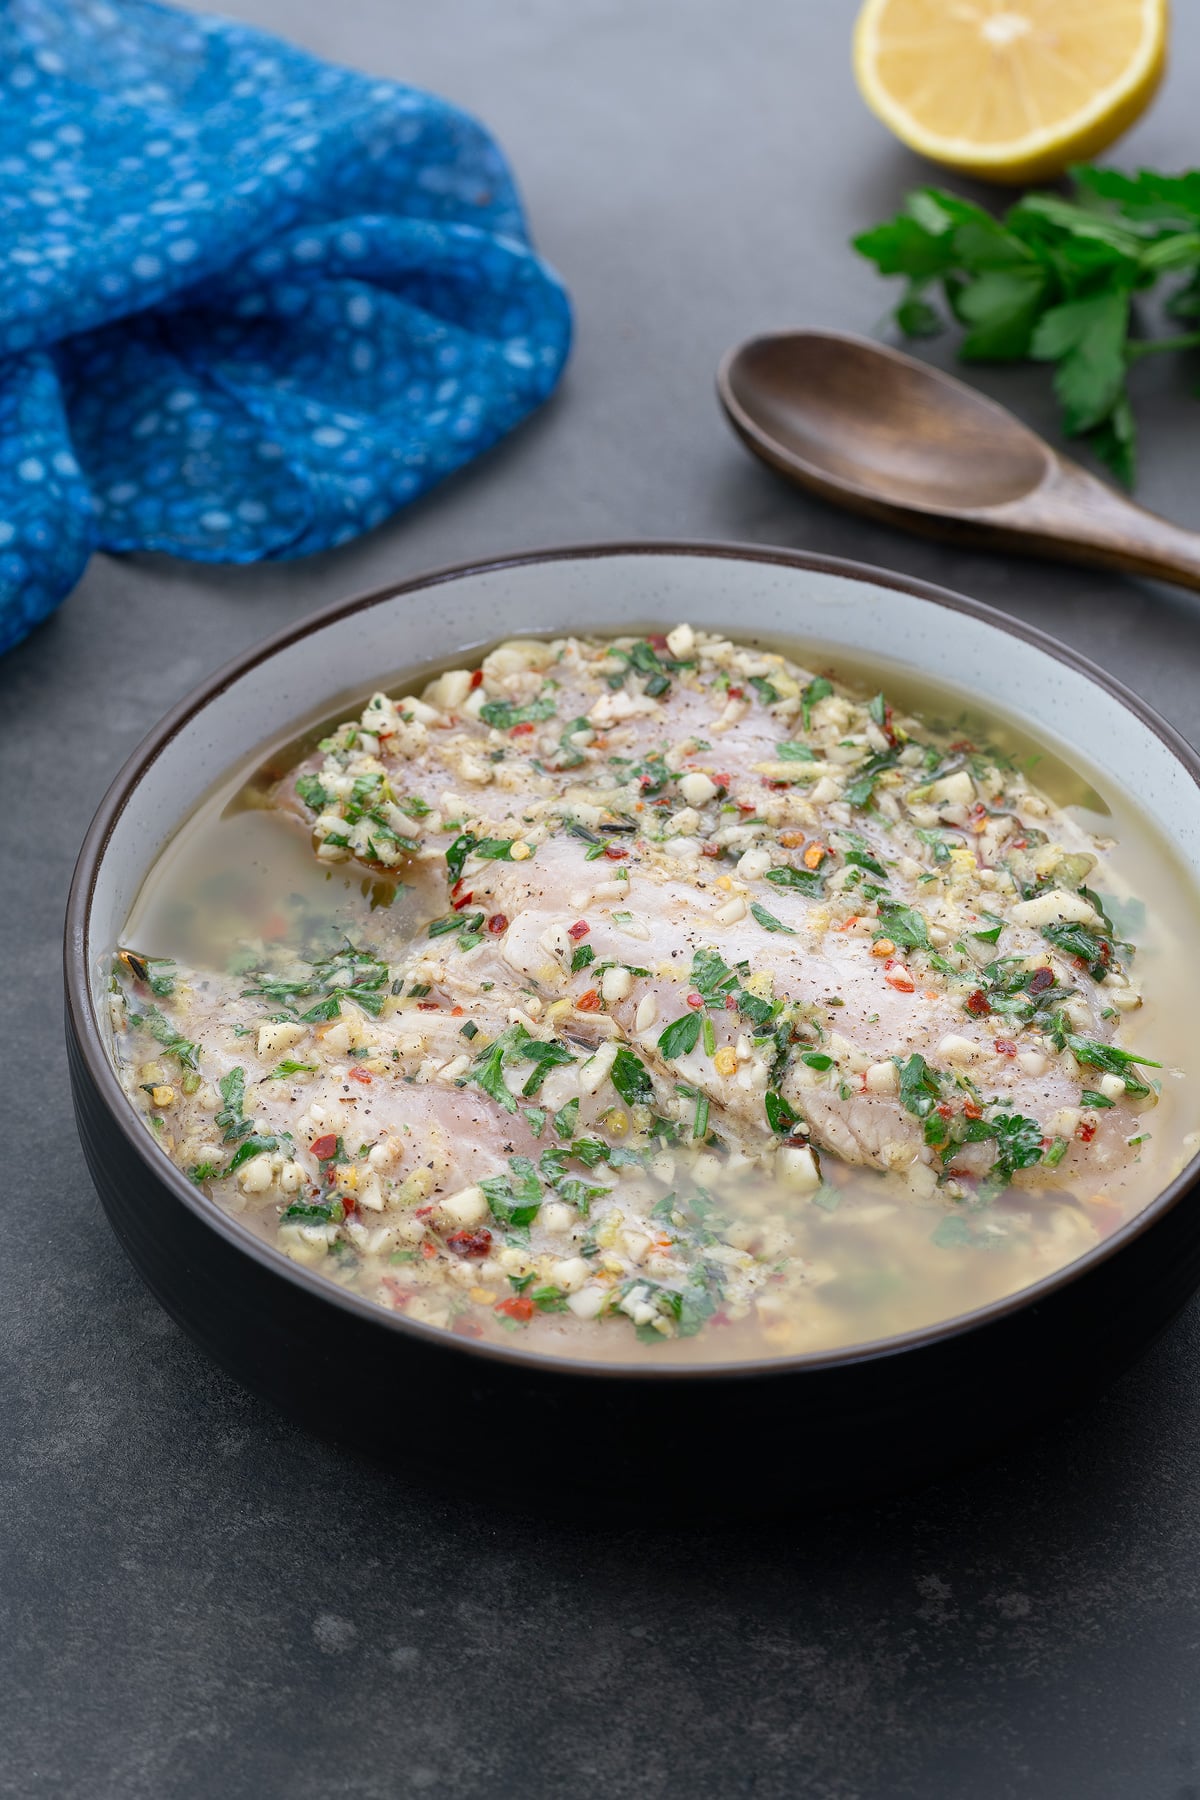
[111,624,1161,1355]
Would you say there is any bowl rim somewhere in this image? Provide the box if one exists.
[64,536,1200,1384]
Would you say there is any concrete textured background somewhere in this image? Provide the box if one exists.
[4,2,1200,1795]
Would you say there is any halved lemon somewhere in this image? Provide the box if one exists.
[853,0,1168,186]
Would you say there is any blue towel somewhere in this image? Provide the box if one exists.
[0,0,572,654]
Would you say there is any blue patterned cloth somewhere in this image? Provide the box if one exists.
[0,0,572,654]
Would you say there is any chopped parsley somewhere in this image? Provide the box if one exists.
[478,689,558,730]
[241,942,389,1018]
[658,1013,701,1059]
[801,676,832,730]
[750,902,796,934]
[611,1047,654,1107]
[764,865,825,897]
[128,1004,200,1071]
[875,900,930,952]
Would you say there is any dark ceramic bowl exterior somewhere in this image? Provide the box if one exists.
[65,542,1200,1514]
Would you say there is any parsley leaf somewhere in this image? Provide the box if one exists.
[128,1004,200,1071]
[1061,1030,1161,1097]
[801,676,833,729]
[444,833,522,884]
[764,864,825,897]
[478,689,557,730]
[750,901,796,934]
[611,1047,654,1107]
[875,900,931,951]
[517,1038,576,1096]
[552,1098,580,1139]
[480,1158,543,1231]
[987,1113,1045,1181]
[294,773,329,813]
[765,1091,800,1134]
[658,1014,701,1059]
[215,1066,253,1144]
[896,1053,943,1121]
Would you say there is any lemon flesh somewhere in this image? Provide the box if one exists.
[853,0,1168,186]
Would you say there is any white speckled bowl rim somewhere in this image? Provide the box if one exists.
[64,541,1200,1378]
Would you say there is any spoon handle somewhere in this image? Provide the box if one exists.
[994,456,1200,592]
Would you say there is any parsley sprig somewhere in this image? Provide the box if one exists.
[854,168,1200,485]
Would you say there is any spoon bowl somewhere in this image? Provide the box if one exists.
[718,329,1200,591]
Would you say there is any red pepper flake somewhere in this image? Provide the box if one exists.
[341,1192,358,1215]
[495,1295,534,1323]
[1079,1120,1097,1143]
[469,669,483,689]
[602,844,627,860]
[421,1242,438,1259]
[714,773,733,789]
[701,843,723,858]
[348,1067,372,1085]
[453,1316,485,1338]
[995,1038,1016,1055]
[415,1204,437,1218]
[936,1104,954,1120]
[963,1098,983,1120]
[311,1133,338,1161]
[686,991,704,1009]
[1010,837,1028,850]
[381,1276,414,1307]
[510,721,536,736]
[568,920,590,941]
[417,1001,441,1011]
[736,800,757,813]
[966,989,991,1016]
[451,890,475,912]
[577,989,602,1012]
[648,632,670,651]
[724,994,738,1011]
[446,1228,493,1259]
[487,913,508,934]
[1028,967,1055,994]
[948,739,975,753]
[727,685,744,699]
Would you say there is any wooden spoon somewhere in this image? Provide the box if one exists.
[717,329,1200,591]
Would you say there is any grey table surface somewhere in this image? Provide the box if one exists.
[6,3,1200,1796]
